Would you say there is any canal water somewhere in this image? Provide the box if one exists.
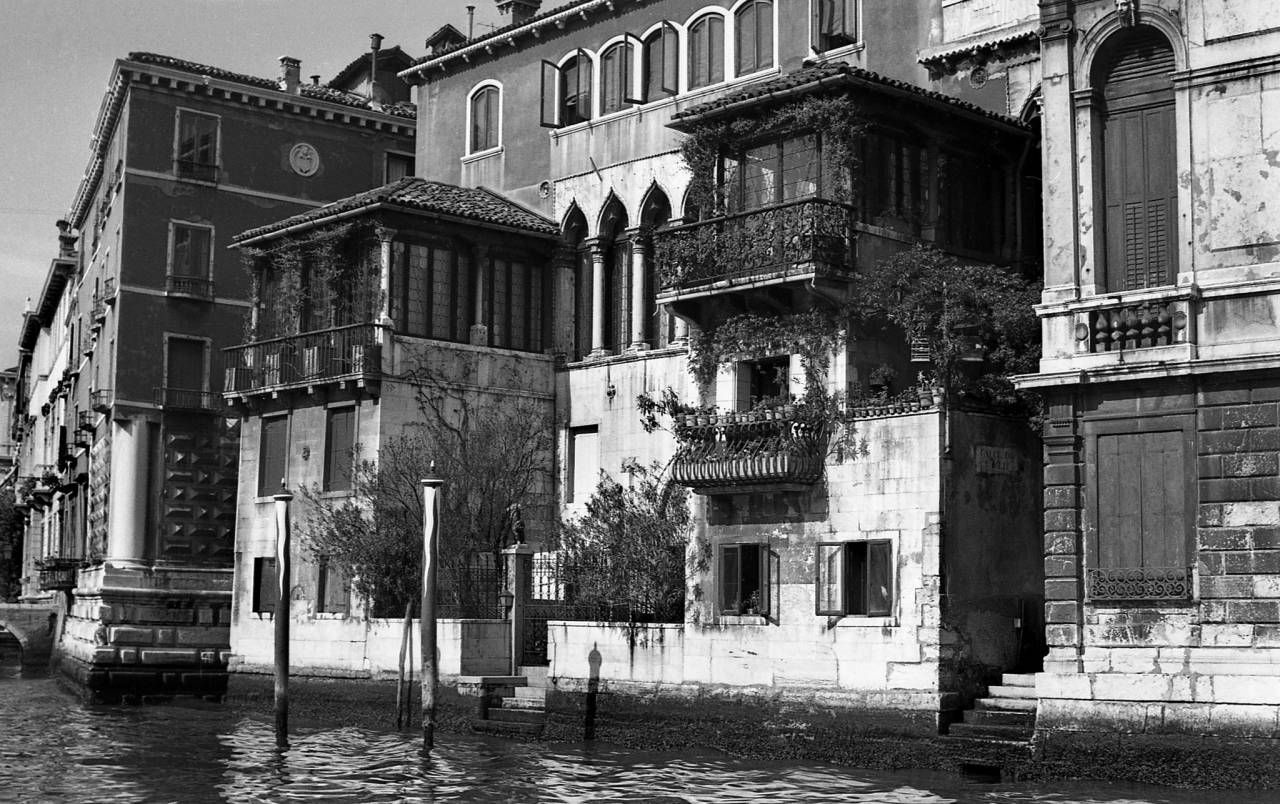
[1,667,1273,804]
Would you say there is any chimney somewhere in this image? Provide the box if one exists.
[425,24,467,56]
[496,0,541,26]
[310,74,321,86]
[56,219,77,258]
[278,56,301,94]
[369,33,383,100]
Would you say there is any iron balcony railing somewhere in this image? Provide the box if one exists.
[153,387,223,412]
[653,198,855,291]
[671,407,826,492]
[165,275,215,300]
[91,294,107,322]
[224,323,381,395]
[102,276,117,303]
[90,389,113,413]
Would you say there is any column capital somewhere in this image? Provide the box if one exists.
[374,225,396,244]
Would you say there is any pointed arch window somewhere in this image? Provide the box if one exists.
[1095,26,1177,291]
[735,0,774,75]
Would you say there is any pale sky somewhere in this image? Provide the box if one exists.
[0,0,504,370]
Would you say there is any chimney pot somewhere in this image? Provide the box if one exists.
[370,33,384,51]
[310,75,321,85]
[496,0,541,26]
[278,56,301,94]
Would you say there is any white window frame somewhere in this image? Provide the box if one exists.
[808,0,863,59]
[637,20,685,102]
[465,80,504,157]
[729,0,779,79]
[683,6,733,93]
[172,107,222,180]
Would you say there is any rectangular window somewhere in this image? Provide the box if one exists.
[567,426,599,503]
[723,135,819,212]
[163,337,207,408]
[175,110,219,181]
[316,556,350,614]
[814,541,892,616]
[813,0,860,53]
[258,415,289,497]
[323,407,356,492]
[253,557,278,614]
[392,241,465,342]
[862,131,925,232]
[171,224,211,277]
[385,152,415,183]
[720,543,771,615]
[940,150,1003,254]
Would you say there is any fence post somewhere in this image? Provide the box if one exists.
[420,475,444,754]
[502,544,534,675]
[272,488,293,748]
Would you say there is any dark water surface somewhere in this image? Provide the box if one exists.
[0,669,1272,804]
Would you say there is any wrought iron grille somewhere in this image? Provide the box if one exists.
[37,557,81,592]
[670,407,825,491]
[153,387,222,412]
[653,198,854,290]
[1087,566,1191,601]
[90,389,113,413]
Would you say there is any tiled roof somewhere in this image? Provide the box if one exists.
[917,22,1040,68]
[125,52,416,119]
[234,177,558,242]
[670,63,1028,130]
[405,0,599,72]
[329,45,415,89]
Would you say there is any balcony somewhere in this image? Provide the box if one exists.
[1076,299,1190,353]
[90,389,113,413]
[654,199,854,297]
[37,557,81,592]
[102,277,117,304]
[1087,566,1191,602]
[165,275,215,300]
[223,323,381,398]
[91,294,107,323]
[670,407,826,494]
[76,410,95,432]
[153,387,222,413]
[175,160,219,183]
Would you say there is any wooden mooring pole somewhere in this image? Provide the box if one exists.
[420,475,443,754]
[273,488,293,748]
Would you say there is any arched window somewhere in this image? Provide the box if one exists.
[599,198,630,354]
[468,85,500,153]
[735,0,773,75]
[564,207,591,361]
[560,54,593,126]
[600,42,633,115]
[642,24,678,102]
[640,187,674,348]
[1094,26,1177,291]
[688,14,725,90]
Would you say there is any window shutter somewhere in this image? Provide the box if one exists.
[736,4,757,75]
[815,543,844,615]
[540,60,560,128]
[623,34,642,105]
[254,557,278,613]
[577,49,592,121]
[661,22,679,95]
[759,546,773,617]
[867,541,892,616]
[258,416,288,497]
[720,545,740,613]
[1095,429,1186,570]
[324,408,355,492]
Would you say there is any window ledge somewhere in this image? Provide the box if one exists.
[808,42,866,64]
[720,614,769,625]
[312,612,349,620]
[462,145,504,164]
[834,615,897,627]
[315,489,354,500]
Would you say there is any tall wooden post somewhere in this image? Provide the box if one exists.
[272,489,293,748]
[420,476,443,753]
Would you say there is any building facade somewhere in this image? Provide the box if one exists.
[1017,0,1280,772]
[8,48,415,700]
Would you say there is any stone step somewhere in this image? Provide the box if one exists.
[487,707,546,725]
[513,686,546,701]
[947,722,1034,742]
[999,673,1037,688]
[974,696,1037,712]
[499,695,547,711]
[963,708,1036,728]
[986,684,1037,699]
[517,666,550,688]
[471,718,543,738]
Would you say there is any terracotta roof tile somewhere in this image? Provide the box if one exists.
[234,177,557,242]
[328,45,415,90]
[670,62,1027,130]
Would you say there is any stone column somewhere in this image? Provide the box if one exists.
[503,543,535,675]
[673,317,689,344]
[107,418,149,564]
[628,230,649,351]
[375,226,395,328]
[587,239,608,357]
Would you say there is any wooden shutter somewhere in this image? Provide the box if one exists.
[867,541,892,616]
[815,543,844,615]
[540,60,560,128]
[254,557,278,613]
[1094,429,1187,570]
[258,416,288,497]
[324,407,355,492]
[622,33,642,105]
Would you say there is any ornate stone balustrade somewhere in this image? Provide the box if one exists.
[1077,300,1189,353]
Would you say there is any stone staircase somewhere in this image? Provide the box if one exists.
[946,672,1038,744]
[471,666,548,738]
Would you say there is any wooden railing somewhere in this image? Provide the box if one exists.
[223,323,380,395]
[654,198,855,291]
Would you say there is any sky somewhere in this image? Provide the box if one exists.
[0,0,505,371]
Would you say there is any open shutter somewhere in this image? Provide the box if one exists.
[623,33,642,105]
[576,48,592,120]
[254,557,278,613]
[720,545,740,614]
[540,60,560,128]
[814,542,844,615]
[867,541,892,616]
[661,21,679,95]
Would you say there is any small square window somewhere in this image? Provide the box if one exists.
[720,543,771,616]
[815,540,892,616]
[253,557,278,614]
[316,556,350,614]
